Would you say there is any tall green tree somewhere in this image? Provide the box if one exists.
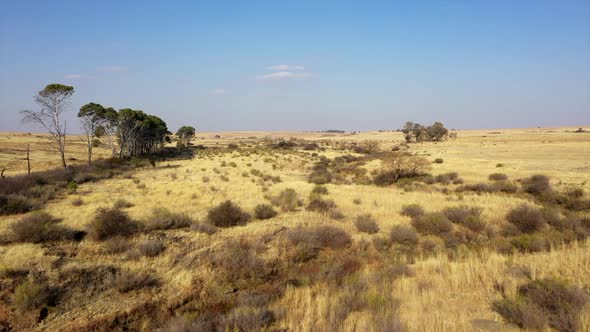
[176,126,196,146]
[96,107,118,157]
[78,102,105,165]
[21,84,74,168]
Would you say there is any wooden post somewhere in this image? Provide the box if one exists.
[27,144,31,175]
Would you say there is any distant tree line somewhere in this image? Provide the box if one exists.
[21,83,194,168]
[402,121,449,143]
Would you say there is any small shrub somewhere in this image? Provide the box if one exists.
[113,198,133,209]
[272,188,299,212]
[496,163,504,167]
[510,234,547,253]
[400,203,424,218]
[207,200,251,227]
[88,207,138,240]
[312,185,329,195]
[13,281,47,311]
[353,198,362,205]
[71,198,84,206]
[355,214,380,234]
[492,181,519,193]
[202,176,210,183]
[505,204,546,234]
[111,270,159,293]
[208,240,269,286]
[493,279,589,332]
[433,158,443,164]
[390,224,419,246]
[104,236,131,253]
[411,212,453,235]
[489,173,508,181]
[306,193,336,212]
[10,211,74,243]
[521,174,552,196]
[191,222,217,235]
[144,207,192,230]
[136,239,165,257]
[67,181,78,194]
[442,205,486,233]
[254,204,278,219]
[0,195,33,215]
[286,226,352,261]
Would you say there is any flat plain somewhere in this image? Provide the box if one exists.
[0,127,589,331]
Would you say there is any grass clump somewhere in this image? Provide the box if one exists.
[286,226,352,262]
[207,200,251,227]
[0,195,33,216]
[442,205,486,233]
[492,279,589,332]
[144,207,192,230]
[521,174,551,196]
[113,198,134,209]
[9,211,75,243]
[311,185,329,195]
[254,204,278,220]
[354,214,380,234]
[88,207,139,241]
[191,222,218,235]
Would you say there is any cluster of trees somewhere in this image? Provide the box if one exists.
[402,121,449,143]
[21,84,192,168]
[175,126,196,148]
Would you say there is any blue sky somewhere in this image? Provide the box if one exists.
[1,1,589,132]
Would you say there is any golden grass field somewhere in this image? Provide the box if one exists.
[0,127,589,331]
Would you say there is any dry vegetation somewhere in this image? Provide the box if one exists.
[0,127,589,331]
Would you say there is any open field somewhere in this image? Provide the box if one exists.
[1,127,589,331]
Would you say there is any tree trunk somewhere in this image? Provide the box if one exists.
[27,144,31,175]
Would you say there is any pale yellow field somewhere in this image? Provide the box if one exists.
[0,127,589,331]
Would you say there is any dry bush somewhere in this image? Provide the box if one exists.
[286,226,352,262]
[9,211,75,243]
[222,306,276,331]
[111,269,159,293]
[88,207,139,240]
[145,207,192,230]
[442,205,486,233]
[312,185,329,195]
[137,239,165,257]
[521,174,552,196]
[321,256,362,285]
[271,188,300,212]
[0,195,33,215]
[113,198,134,209]
[493,279,589,332]
[207,200,251,227]
[208,239,270,287]
[492,181,519,193]
[510,234,548,253]
[411,212,453,235]
[390,225,419,246]
[489,173,508,181]
[505,204,546,234]
[400,203,424,218]
[191,222,217,235]
[71,198,84,206]
[308,163,332,184]
[104,236,131,254]
[374,155,431,186]
[434,172,459,184]
[254,204,278,219]
[565,187,584,198]
[433,158,443,164]
[456,183,495,193]
[13,281,48,311]
[355,214,380,234]
[306,194,338,214]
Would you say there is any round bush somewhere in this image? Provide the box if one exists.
[254,204,278,220]
[505,204,546,234]
[207,200,251,227]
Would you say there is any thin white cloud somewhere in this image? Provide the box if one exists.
[97,65,128,73]
[257,71,312,80]
[210,89,229,95]
[266,64,305,71]
[64,74,82,80]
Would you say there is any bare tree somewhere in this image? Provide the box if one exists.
[21,84,74,168]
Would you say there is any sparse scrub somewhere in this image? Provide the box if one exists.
[207,200,251,227]
[521,174,552,196]
[488,173,508,181]
[113,198,134,209]
[111,269,159,293]
[191,222,218,235]
[136,239,165,257]
[272,188,299,212]
[13,281,48,311]
[312,185,329,195]
[390,224,419,246]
